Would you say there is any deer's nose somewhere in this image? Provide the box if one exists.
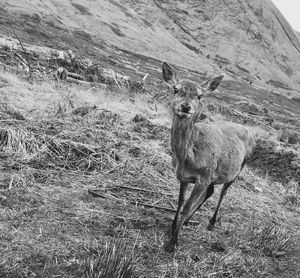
[181,103,191,113]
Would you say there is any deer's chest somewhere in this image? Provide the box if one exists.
[172,151,207,180]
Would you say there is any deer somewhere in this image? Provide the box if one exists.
[162,62,256,252]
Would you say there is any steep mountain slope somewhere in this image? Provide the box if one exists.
[0,0,215,74]
[125,0,300,90]
[1,0,300,92]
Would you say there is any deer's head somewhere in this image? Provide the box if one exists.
[162,62,223,119]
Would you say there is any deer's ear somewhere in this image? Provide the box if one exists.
[201,75,224,92]
[162,62,178,87]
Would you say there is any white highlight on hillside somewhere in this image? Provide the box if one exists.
[272,0,300,32]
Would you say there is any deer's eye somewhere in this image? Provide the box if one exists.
[174,86,179,94]
[197,95,202,100]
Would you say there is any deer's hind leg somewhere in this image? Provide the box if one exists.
[183,183,215,225]
[207,160,248,231]
[207,180,234,231]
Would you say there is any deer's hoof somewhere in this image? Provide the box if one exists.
[207,223,215,231]
[164,241,176,253]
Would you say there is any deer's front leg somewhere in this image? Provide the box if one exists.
[165,176,210,252]
[170,181,188,235]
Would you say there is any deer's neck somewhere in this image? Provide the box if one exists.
[171,115,194,161]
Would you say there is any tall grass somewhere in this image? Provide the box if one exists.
[78,240,139,278]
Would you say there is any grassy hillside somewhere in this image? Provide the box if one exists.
[2,0,300,93]
[0,60,299,277]
[0,1,299,274]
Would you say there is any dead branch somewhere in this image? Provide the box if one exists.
[66,76,107,89]
[88,189,121,200]
[130,201,177,213]
[88,188,176,212]
[88,189,108,199]
[55,68,85,81]
[67,77,90,85]
[232,109,276,131]
[131,201,202,225]
[13,52,29,71]
[88,188,199,224]
[118,185,174,197]
[166,198,176,210]
[68,72,84,80]
[142,73,149,86]
[112,74,120,88]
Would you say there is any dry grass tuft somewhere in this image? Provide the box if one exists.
[283,180,299,206]
[78,240,139,278]
[0,125,119,172]
[249,138,300,184]
[277,129,300,145]
[245,220,295,258]
[0,104,26,121]
[0,127,40,159]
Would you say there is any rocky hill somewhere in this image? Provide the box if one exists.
[1,0,300,92]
